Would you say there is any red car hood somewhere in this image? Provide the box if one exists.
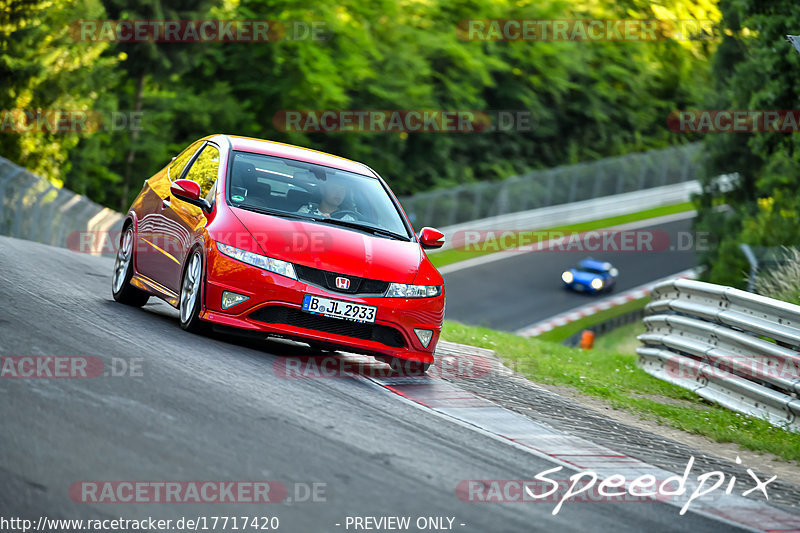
[230,207,421,283]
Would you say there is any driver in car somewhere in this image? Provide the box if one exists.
[297,177,358,221]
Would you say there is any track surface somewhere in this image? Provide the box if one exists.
[0,236,745,532]
[442,216,697,330]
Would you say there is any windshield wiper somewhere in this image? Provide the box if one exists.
[313,217,410,241]
[234,204,308,220]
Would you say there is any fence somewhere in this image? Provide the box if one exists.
[0,155,122,253]
[563,308,645,347]
[637,278,800,432]
[400,143,704,229]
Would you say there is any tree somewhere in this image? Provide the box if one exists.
[0,0,118,183]
[694,0,800,287]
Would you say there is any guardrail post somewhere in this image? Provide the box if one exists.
[739,243,759,292]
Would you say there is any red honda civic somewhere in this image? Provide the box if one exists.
[112,135,445,373]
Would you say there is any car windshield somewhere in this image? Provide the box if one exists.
[227,151,411,239]
[579,266,607,275]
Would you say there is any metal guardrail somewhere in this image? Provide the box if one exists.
[637,278,800,432]
[400,143,703,229]
[0,155,122,254]
[434,181,699,251]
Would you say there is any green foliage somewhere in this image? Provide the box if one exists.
[754,247,800,304]
[4,0,719,210]
[695,0,800,287]
[0,0,118,183]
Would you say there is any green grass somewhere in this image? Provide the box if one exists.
[441,320,800,462]
[430,201,694,269]
[592,321,646,354]
[535,297,649,343]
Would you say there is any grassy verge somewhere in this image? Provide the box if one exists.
[592,321,645,354]
[535,296,650,343]
[441,320,800,462]
[430,201,694,269]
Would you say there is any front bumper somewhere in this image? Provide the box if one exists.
[200,246,444,364]
[563,279,615,294]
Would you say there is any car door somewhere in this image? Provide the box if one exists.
[159,142,221,292]
[135,140,205,284]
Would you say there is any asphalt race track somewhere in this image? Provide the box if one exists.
[442,215,697,331]
[0,235,751,532]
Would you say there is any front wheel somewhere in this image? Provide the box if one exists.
[112,226,149,307]
[179,249,207,333]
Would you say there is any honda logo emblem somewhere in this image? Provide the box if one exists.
[335,277,350,290]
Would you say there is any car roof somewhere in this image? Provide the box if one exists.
[209,134,375,177]
[578,258,612,271]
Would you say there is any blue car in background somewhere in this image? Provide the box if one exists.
[561,258,619,294]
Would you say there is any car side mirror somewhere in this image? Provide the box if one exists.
[419,227,445,249]
[171,179,210,210]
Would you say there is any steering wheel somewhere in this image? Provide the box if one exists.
[331,210,361,221]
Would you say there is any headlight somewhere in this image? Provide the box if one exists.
[562,271,573,283]
[216,242,297,280]
[609,267,619,277]
[385,283,442,298]
[590,278,603,290]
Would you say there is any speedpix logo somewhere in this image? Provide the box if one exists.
[457,456,776,516]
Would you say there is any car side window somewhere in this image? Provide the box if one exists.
[184,143,221,198]
[169,140,204,182]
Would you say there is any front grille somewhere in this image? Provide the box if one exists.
[294,264,390,296]
[250,306,406,348]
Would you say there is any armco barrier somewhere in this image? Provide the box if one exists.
[433,180,700,251]
[401,143,704,230]
[637,278,800,432]
[0,155,122,254]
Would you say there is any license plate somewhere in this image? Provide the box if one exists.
[302,295,376,323]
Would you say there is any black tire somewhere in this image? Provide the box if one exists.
[389,358,431,376]
[179,249,207,333]
[112,226,150,307]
